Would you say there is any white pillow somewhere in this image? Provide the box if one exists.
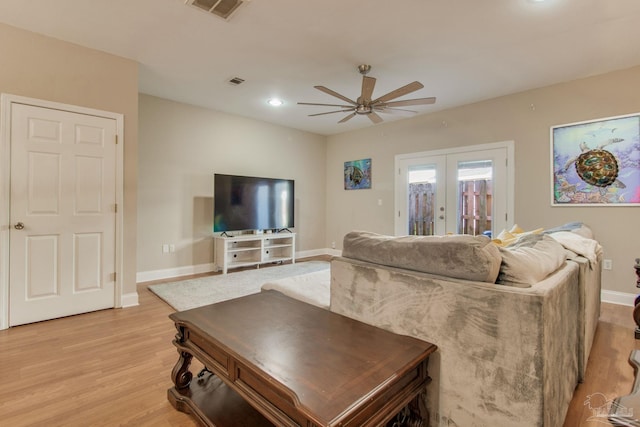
[497,234,566,287]
[548,231,601,267]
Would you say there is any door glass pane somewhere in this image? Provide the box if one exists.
[457,160,493,237]
[408,165,436,235]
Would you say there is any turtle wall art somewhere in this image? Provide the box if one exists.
[551,113,640,205]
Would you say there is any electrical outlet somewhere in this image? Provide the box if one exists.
[331,241,336,249]
[603,259,612,270]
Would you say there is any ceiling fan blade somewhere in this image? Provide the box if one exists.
[377,97,436,108]
[298,102,355,108]
[308,109,353,117]
[371,81,424,105]
[373,107,418,114]
[367,112,383,124]
[314,86,357,106]
[360,76,376,103]
[338,112,357,123]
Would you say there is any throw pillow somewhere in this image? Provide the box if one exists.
[492,225,544,247]
[497,233,566,287]
[544,221,595,239]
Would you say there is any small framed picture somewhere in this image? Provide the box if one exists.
[344,158,371,190]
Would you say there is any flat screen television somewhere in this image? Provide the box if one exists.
[213,174,295,233]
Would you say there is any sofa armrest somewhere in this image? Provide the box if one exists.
[569,253,603,380]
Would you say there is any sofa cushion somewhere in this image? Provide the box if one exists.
[497,233,567,287]
[342,231,502,283]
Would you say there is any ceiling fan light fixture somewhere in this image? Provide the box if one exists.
[355,105,371,115]
[267,98,284,106]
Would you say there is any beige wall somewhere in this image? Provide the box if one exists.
[0,23,139,296]
[3,20,635,302]
[326,66,640,295]
[137,95,326,274]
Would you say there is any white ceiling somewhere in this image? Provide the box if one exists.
[1,0,639,136]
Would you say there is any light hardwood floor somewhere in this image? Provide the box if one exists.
[0,259,637,426]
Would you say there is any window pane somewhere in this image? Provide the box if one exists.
[408,165,436,235]
[457,161,493,237]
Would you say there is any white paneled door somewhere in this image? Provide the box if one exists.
[8,103,117,326]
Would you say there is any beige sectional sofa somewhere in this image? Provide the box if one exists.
[329,227,602,427]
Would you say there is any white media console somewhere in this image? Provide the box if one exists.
[214,233,296,274]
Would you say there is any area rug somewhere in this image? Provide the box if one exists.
[148,261,330,311]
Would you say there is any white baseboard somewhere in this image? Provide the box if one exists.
[138,257,631,307]
[120,287,637,310]
[137,262,216,283]
[601,290,635,306]
[295,248,326,259]
[136,248,342,283]
[326,248,342,257]
[296,248,342,258]
[120,292,139,308]
[131,250,636,309]
[138,253,633,307]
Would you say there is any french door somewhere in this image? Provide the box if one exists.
[395,142,513,237]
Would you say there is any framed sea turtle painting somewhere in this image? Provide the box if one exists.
[551,113,640,206]
[344,158,372,190]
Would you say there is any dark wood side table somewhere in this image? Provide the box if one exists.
[168,290,437,427]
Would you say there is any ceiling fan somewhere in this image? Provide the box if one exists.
[298,64,436,124]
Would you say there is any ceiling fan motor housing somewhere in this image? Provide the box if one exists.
[358,64,372,75]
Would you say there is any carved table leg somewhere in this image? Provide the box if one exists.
[386,392,429,427]
[171,349,193,390]
[167,325,197,417]
[170,324,194,390]
[406,391,428,427]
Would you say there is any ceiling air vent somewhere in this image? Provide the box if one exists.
[185,0,249,20]
[228,77,245,85]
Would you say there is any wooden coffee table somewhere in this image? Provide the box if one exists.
[168,290,437,427]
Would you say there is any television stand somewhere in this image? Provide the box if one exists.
[214,233,296,274]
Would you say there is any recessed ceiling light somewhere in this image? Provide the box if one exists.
[267,98,284,106]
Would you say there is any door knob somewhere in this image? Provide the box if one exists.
[14,222,24,230]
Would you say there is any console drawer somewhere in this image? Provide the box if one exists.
[189,332,230,376]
